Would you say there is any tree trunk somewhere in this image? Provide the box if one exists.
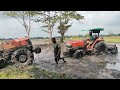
[27,32,30,38]
[28,13,31,38]
[48,25,52,43]
[48,14,53,44]
[49,31,53,43]
[61,34,64,42]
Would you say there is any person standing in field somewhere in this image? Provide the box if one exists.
[51,37,66,64]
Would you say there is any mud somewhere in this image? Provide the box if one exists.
[33,43,120,79]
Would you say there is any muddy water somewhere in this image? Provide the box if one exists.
[105,44,120,70]
[34,43,120,79]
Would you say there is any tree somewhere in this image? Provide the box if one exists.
[108,32,115,36]
[57,11,84,42]
[34,11,58,43]
[3,11,37,37]
[118,33,120,36]
[58,23,71,42]
[84,34,89,37]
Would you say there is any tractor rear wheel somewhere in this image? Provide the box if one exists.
[12,49,34,66]
[74,50,84,59]
[94,41,107,55]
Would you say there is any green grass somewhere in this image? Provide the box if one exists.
[30,66,73,79]
[30,36,120,44]
[31,38,50,43]
[104,36,120,43]
[0,65,73,79]
[0,66,33,79]
[1,36,119,45]
[64,36,120,43]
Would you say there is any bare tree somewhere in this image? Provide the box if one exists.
[3,11,37,37]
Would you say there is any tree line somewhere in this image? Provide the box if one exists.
[3,11,84,43]
[2,33,120,40]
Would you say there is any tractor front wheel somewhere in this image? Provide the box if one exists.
[74,50,84,59]
[12,49,34,66]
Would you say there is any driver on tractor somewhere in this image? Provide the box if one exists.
[88,31,95,46]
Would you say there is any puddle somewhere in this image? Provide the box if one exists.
[106,63,120,71]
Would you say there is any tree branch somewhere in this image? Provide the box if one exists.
[28,13,31,37]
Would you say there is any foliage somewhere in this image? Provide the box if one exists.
[108,32,115,36]
[57,11,84,42]
[34,11,58,42]
[0,65,73,79]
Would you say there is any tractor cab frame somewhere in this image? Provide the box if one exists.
[82,28,104,39]
[82,28,105,50]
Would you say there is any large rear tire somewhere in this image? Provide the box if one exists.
[74,50,84,59]
[12,49,34,66]
[94,41,107,55]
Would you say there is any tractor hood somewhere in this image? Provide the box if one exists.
[66,40,84,48]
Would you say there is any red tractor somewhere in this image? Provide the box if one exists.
[63,28,118,58]
[0,37,41,66]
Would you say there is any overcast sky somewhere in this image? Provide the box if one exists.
[0,11,120,38]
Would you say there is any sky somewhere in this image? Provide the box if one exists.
[0,11,120,38]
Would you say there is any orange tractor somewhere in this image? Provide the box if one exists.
[63,28,118,58]
[0,37,41,66]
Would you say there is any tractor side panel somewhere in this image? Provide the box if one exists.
[2,38,28,51]
[3,44,16,50]
[11,40,27,47]
[20,40,27,46]
[72,41,84,48]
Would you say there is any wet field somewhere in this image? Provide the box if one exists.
[33,43,120,79]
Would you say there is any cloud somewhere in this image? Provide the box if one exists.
[0,11,120,38]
